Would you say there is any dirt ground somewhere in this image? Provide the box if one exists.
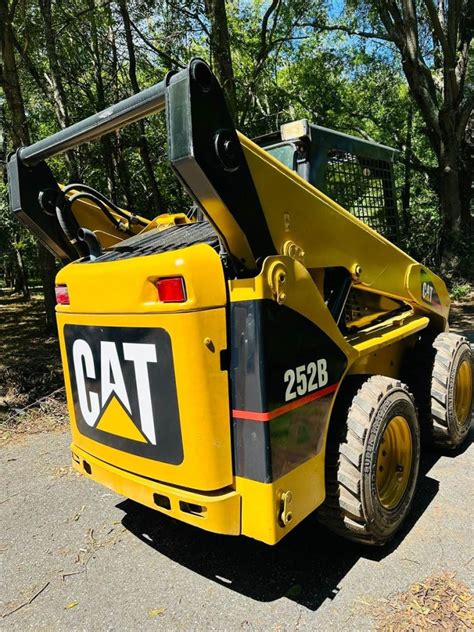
[0,289,473,630]
[0,291,63,426]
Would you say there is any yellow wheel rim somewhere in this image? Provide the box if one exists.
[454,359,473,426]
[376,416,412,509]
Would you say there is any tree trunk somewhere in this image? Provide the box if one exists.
[108,17,135,210]
[118,0,163,214]
[2,2,30,302]
[0,1,30,146]
[434,108,473,270]
[3,258,14,289]
[459,113,473,231]
[372,0,472,271]
[112,133,136,210]
[14,246,29,300]
[1,2,59,323]
[438,152,462,237]
[38,245,57,333]
[401,102,413,233]
[438,105,465,234]
[203,0,237,120]
[87,0,117,199]
[38,0,79,180]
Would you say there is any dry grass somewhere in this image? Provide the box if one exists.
[0,289,66,441]
[374,572,474,631]
[0,390,68,446]
[0,290,64,426]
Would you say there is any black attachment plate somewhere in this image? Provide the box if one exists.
[7,151,77,261]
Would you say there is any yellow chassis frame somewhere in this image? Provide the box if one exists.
[57,131,449,545]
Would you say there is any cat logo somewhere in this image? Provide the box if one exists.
[64,324,183,464]
[72,338,158,444]
[420,270,441,307]
[422,282,434,303]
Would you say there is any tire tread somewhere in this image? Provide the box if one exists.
[318,376,415,544]
[432,333,471,447]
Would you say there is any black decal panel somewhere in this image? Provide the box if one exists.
[64,325,183,464]
[230,300,346,412]
[230,300,347,482]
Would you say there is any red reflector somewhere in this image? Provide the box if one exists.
[155,277,186,303]
[55,285,70,305]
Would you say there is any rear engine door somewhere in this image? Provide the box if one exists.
[56,238,232,492]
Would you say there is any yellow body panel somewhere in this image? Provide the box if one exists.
[239,133,449,325]
[55,243,226,314]
[71,444,241,536]
[347,314,429,377]
[230,255,354,358]
[236,450,326,544]
[56,244,232,491]
[58,307,232,490]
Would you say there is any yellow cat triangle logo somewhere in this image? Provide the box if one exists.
[96,396,147,443]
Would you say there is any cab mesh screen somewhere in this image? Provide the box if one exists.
[325,150,398,242]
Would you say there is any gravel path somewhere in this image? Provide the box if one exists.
[1,426,472,631]
[1,301,472,630]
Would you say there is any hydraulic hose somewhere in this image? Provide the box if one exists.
[67,191,131,234]
[62,183,148,227]
[55,193,87,257]
[77,228,102,260]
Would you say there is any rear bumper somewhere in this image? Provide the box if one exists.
[71,443,241,536]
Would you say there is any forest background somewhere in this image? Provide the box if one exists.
[1,0,472,331]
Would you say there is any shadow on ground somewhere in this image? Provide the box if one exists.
[449,300,474,343]
[118,433,472,612]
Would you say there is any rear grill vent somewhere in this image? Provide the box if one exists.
[88,222,219,263]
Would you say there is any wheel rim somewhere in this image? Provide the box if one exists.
[454,359,473,426]
[376,415,413,509]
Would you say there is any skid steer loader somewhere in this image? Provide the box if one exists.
[7,59,472,545]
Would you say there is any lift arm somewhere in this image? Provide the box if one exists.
[238,134,449,324]
[7,59,274,274]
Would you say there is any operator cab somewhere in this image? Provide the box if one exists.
[255,119,400,244]
[255,120,403,333]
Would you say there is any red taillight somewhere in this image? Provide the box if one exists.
[55,284,70,305]
[155,277,186,303]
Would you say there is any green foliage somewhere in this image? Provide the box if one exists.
[2,0,469,284]
[450,281,472,302]
[0,182,39,288]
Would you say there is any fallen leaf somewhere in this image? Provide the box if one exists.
[148,608,166,618]
[65,601,79,609]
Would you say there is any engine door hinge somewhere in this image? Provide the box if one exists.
[282,239,305,264]
[267,261,287,305]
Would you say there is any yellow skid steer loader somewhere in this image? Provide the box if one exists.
[7,59,472,545]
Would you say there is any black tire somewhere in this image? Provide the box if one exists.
[407,332,473,449]
[318,376,420,545]
[430,333,473,448]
